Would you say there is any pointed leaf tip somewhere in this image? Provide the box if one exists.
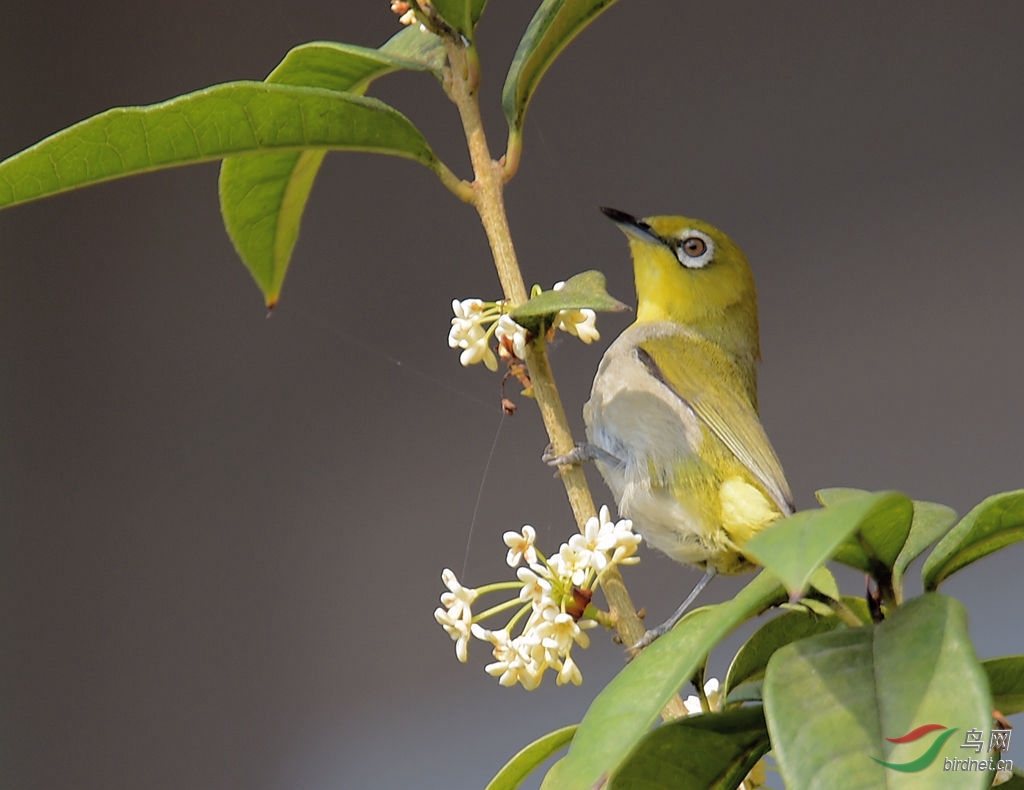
[503,0,620,131]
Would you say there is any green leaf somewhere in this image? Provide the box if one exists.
[0,82,436,209]
[267,35,444,92]
[816,489,958,600]
[724,609,841,698]
[377,26,448,76]
[608,707,770,790]
[419,0,488,39]
[218,150,326,305]
[815,488,915,576]
[983,655,1024,716]
[812,487,870,507]
[892,500,958,600]
[839,594,873,624]
[807,565,841,601]
[763,594,991,790]
[502,0,621,131]
[486,725,576,790]
[744,491,911,597]
[922,490,1024,591]
[509,270,627,333]
[218,30,444,306]
[724,680,764,706]
[540,572,784,790]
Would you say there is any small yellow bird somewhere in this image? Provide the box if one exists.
[554,207,794,647]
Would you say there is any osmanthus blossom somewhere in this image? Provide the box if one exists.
[446,284,601,371]
[682,677,724,716]
[550,281,600,344]
[448,298,502,371]
[495,314,528,361]
[389,1,420,27]
[434,507,640,688]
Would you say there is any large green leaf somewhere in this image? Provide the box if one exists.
[982,655,1024,716]
[744,491,912,597]
[419,0,489,39]
[540,572,784,790]
[0,82,436,209]
[486,725,576,790]
[608,707,770,790]
[502,0,620,131]
[764,594,991,789]
[922,490,1024,591]
[219,29,445,306]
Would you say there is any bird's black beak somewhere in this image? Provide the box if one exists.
[599,206,662,245]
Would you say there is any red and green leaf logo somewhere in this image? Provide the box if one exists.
[872,724,959,772]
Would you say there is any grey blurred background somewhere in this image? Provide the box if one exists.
[2,2,1022,788]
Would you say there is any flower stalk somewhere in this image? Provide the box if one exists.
[438,34,660,674]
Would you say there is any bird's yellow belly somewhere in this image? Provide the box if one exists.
[606,465,775,574]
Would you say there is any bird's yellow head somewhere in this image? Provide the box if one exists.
[601,207,760,360]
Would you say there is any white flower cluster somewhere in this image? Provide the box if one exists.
[447,299,526,372]
[434,506,641,689]
[447,285,600,372]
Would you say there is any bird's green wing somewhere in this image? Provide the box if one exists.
[636,335,794,514]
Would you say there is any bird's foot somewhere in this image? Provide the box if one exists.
[542,442,595,468]
[542,443,594,478]
[626,570,717,658]
[542,443,622,475]
[627,623,672,657]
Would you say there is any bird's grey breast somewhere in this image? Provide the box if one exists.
[584,324,703,490]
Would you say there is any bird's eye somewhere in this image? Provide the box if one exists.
[680,237,707,258]
[672,230,714,268]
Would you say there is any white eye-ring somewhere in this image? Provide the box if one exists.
[673,230,714,269]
